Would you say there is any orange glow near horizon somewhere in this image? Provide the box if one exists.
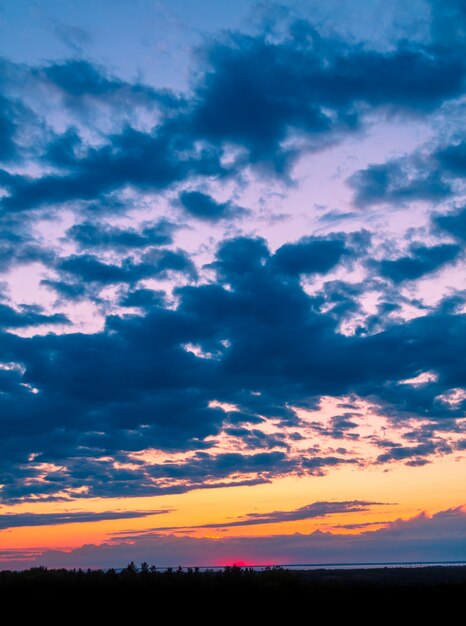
[1,448,465,556]
[1,398,464,560]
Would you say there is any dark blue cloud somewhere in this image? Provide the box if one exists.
[210,236,270,279]
[67,219,176,250]
[0,15,466,505]
[147,451,290,482]
[119,288,167,310]
[376,442,445,464]
[351,134,466,210]
[41,60,125,98]
[309,413,360,440]
[0,227,55,273]
[375,243,461,283]
[272,235,349,275]
[35,59,175,109]
[58,254,152,284]
[40,279,88,302]
[0,234,463,501]
[185,27,466,169]
[44,248,194,303]
[436,141,466,177]
[44,127,82,168]
[349,161,451,207]
[0,95,17,162]
[2,21,466,212]
[178,191,245,221]
[434,206,466,241]
[1,125,225,212]
[224,427,288,450]
[429,0,466,45]
[0,303,70,329]
[318,280,367,323]
[301,456,358,474]
[55,249,196,286]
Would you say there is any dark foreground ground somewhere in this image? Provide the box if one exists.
[2,564,465,615]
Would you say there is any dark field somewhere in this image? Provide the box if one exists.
[1,564,466,614]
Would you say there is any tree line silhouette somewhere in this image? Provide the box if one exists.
[1,563,465,621]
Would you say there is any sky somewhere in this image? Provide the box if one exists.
[0,0,465,569]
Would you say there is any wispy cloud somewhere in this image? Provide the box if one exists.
[2,505,464,569]
[0,509,172,531]
[122,500,390,532]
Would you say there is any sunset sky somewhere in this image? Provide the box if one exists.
[0,0,465,569]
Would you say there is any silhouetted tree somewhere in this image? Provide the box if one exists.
[123,561,137,574]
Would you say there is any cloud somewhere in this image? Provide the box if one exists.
[119,288,167,310]
[2,20,466,213]
[350,134,466,211]
[146,451,292,484]
[34,59,166,110]
[53,249,196,286]
[184,27,466,170]
[436,141,466,177]
[0,95,17,162]
[349,160,451,208]
[0,304,70,329]
[1,126,221,212]
[0,232,463,501]
[271,235,349,276]
[429,0,466,46]
[3,505,465,569]
[375,243,461,283]
[178,191,246,221]
[375,441,444,464]
[434,206,466,241]
[0,227,55,273]
[0,13,465,505]
[67,219,176,250]
[0,509,171,531]
[129,500,387,531]
[52,23,93,55]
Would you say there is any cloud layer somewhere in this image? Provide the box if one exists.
[3,506,465,569]
[0,6,465,506]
